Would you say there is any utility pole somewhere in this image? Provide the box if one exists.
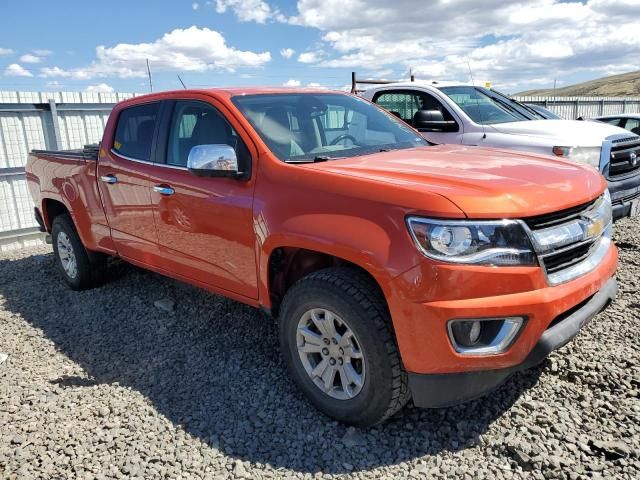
[146,59,153,93]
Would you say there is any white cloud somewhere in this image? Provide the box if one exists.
[84,83,115,93]
[4,63,33,77]
[289,0,640,90]
[192,2,200,10]
[283,79,301,86]
[20,54,42,64]
[0,47,13,55]
[298,50,324,64]
[46,81,64,90]
[40,26,271,80]
[307,82,329,89]
[215,0,284,23]
[280,48,295,59]
[32,49,52,56]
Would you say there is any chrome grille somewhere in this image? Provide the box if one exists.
[608,137,640,178]
[540,239,598,274]
[523,199,596,230]
[523,195,611,285]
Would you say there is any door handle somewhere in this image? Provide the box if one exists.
[153,185,175,196]
[100,174,118,184]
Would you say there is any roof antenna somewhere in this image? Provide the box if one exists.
[146,59,153,93]
[467,60,486,140]
[177,74,187,89]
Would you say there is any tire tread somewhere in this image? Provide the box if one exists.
[281,267,411,425]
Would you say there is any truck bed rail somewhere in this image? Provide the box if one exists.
[31,144,99,161]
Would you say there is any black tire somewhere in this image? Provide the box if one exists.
[278,267,410,427]
[51,214,106,290]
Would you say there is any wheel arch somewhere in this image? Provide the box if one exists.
[264,244,390,318]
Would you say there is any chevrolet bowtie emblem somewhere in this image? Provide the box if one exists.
[585,217,604,238]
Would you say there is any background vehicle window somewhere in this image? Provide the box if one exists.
[602,118,625,128]
[439,86,530,125]
[374,91,456,126]
[113,102,160,161]
[167,101,245,168]
[622,118,640,134]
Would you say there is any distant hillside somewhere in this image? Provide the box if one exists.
[518,71,640,97]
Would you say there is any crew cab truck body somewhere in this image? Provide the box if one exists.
[26,88,617,426]
[361,81,640,220]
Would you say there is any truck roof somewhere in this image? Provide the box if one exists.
[118,87,343,106]
[362,80,471,91]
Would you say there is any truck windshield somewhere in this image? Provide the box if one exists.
[232,93,428,163]
[439,86,540,125]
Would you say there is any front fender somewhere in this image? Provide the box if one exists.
[257,212,423,309]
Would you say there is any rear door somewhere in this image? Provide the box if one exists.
[148,97,259,299]
[97,102,164,264]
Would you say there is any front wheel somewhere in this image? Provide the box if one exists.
[51,214,105,290]
[278,268,410,427]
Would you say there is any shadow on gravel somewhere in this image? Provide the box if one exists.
[0,252,543,474]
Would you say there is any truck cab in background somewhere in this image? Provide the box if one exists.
[361,80,640,220]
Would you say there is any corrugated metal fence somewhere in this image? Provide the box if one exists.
[1,92,640,250]
[513,96,640,120]
[0,91,139,251]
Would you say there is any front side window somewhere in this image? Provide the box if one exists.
[167,101,244,167]
[622,118,640,134]
[232,93,427,163]
[601,118,624,128]
[373,90,456,127]
[439,86,533,125]
[113,103,160,161]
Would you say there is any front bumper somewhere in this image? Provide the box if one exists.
[407,277,617,407]
[608,174,640,220]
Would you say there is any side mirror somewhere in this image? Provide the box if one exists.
[187,144,241,178]
[413,109,459,132]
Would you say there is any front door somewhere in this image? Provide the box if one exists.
[149,99,258,299]
[97,101,163,264]
[372,89,464,145]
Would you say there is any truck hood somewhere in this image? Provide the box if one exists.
[311,145,605,218]
[489,119,635,147]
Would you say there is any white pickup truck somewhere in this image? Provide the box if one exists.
[361,81,640,220]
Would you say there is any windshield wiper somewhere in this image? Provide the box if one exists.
[286,155,342,164]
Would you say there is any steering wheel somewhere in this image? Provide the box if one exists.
[330,134,358,146]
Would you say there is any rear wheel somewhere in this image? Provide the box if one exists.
[51,214,105,290]
[279,268,410,427]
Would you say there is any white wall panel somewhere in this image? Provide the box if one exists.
[0,90,137,249]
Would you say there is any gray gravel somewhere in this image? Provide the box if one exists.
[1,218,639,480]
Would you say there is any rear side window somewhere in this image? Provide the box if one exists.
[113,102,160,161]
[373,90,456,125]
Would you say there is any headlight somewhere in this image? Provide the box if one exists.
[552,146,602,170]
[407,218,537,266]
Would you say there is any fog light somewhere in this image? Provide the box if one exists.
[447,317,525,355]
[450,320,481,347]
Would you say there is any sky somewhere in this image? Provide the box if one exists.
[0,0,639,94]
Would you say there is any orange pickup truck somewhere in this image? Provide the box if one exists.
[26,88,617,427]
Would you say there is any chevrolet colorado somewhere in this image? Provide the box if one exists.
[361,81,640,220]
[26,88,617,427]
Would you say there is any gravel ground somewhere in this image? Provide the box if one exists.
[1,218,639,480]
